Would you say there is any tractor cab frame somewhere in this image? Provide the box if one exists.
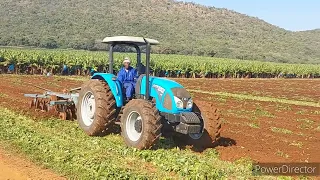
[102,36,160,100]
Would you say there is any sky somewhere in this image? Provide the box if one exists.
[183,0,320,31]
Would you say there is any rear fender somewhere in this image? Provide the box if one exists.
[91,73,123,107]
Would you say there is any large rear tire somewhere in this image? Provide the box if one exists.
[77,79,117,136]
[121,99,162,149]
[174,103,221,149]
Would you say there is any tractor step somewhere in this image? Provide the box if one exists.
[160,112,203,134]
[175,123,202,134]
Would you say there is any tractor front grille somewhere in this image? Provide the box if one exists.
[175,123,202,134]
[180,112,201,124]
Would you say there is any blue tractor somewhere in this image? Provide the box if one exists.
[24,36,221,149]
[76,36,221,149]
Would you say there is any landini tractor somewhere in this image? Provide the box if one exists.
[25,36,222,149]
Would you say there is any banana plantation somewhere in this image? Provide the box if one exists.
[0,48,319,78]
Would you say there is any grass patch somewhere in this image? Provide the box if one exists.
[296,132,305,136]
[275,150,290,159]
[0,93,8,98]
[0,107,258,179]
[289,141,303,148]
[247,122,260,129]
[270,127,293,134]
[312,110,320,115]
[275,104,292,111]
[297,119,314,130]
[295,110,308,115]
[207,96,227,103]
[253,107,274,118]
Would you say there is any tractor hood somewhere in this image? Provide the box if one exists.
[138,76,192,114]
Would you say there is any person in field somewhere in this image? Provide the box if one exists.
[8,64,15,73]
[117,57,137,101]
[90,67,98,76]
[62,64,68,75]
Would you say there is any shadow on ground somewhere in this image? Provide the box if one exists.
[154,136,236,153]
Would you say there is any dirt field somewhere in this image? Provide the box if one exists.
[0,147,65,180]
[176,78,320,102]
[0,75,319,176]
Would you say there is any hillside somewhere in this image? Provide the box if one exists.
[0,0,319,64]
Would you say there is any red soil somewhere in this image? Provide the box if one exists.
[0,147,65,180]
[176,78,320,103]
[193,93,320,163]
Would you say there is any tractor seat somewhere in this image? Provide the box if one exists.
[137,64,146,74]
[135,74,146,98]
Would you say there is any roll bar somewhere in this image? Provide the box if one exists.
[108,41,150,100]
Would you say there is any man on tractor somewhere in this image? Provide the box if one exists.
[116,57,137,101]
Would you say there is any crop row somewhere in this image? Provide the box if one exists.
[0,48,319,78]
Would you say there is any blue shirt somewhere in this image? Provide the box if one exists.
[63,65,68,71]
[117,67,137,83]
[8,64,15,71]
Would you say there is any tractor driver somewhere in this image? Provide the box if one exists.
[116,57,137,101]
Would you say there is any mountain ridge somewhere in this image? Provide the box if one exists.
[0,0,319,64]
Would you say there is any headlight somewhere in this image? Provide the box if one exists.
[174,96,183,109]
[187,99,193,109]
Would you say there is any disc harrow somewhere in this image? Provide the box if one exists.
[25,88,80,120]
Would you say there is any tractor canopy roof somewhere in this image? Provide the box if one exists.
[102,36,159,46]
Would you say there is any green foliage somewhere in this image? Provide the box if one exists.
[270,127,293,134]
[1,48,320,78]
[0,107,255,179]
[0,0,320,63]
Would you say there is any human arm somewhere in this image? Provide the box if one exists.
[132,68,139,82]
[116,69,124,83]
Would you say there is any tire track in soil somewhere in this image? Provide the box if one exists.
[176,78,320,103]
[193,93,320,163]
[0,147,65,180]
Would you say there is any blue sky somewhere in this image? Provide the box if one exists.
[183,0,320,31]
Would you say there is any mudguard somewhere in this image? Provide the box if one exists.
[91,73,124,107]
[139,76,192,114]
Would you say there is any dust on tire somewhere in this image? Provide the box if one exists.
[174,103,222,149]
[77,79,117,136]
[121,99,162,150]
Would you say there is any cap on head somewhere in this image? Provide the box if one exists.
[123,57,131,64]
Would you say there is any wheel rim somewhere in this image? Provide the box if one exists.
[189,132,203,140]
[81,91,96,126]
[126,111,143,142]
[189,114,204,140]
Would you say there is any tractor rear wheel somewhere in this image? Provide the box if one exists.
[121,99,162,149]
[174,103,221,149]
[77,79,117,136]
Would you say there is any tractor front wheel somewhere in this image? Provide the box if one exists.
[77,79,117,136]
[174,103,221,149]
[121,99,162,149]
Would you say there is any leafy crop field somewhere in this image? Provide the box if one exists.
[0,109,252,179]
[0,75,319,179]
[1,48,320,78]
